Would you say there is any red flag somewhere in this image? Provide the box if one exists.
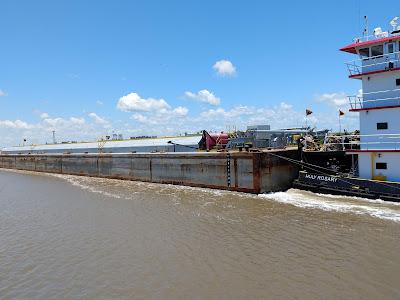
[306,109,313,116]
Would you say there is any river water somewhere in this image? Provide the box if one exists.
[0,169,399,299]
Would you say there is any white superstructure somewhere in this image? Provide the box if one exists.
[341,17,400,181]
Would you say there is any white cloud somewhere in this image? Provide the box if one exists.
[200,108,226,119]
[173,106,188,116]
[185,89,221,106]
[315,92,348,108]
[279,102,293,110]
[130,104,189,125]
[131,113,162,125]
[0,90,360,148]
[131,114,149,124]
[41,116,86,129]
[194,98,358,133]
[117,92,189,128]
[0,120,32,129]
[213,60,236,76]
[0,90,6,97]
[69,117,85,125]
[200,105,255,119]
[196,102,324,131]
[96,100,104,106]
[42,117,64,128]
[0,114,114,147]
[117,92,170,112]
[88,112,109,125]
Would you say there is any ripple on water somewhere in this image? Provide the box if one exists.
[2,168,400,223]
[1,168,400,300]
[47,171,400,223]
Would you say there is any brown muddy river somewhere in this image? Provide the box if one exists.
[0,169,399,299]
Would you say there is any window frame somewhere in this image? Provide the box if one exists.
[358,47,370,59]
[387,42,395,54]
[377,122,388,130]
[371,44,384,58]
[376,162,387,170]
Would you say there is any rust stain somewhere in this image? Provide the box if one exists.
[149,159,152,182]
[252,153,261,194]
[234,158,238,188]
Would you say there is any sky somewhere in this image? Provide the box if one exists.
[0,0,399,147]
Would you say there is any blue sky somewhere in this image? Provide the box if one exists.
[0,0,399,146]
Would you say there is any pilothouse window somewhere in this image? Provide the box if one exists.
[359,48,370,58]
[377,122,388,130]
[371,45,383,57]
[376,163,387,170]
[388,43,394,53]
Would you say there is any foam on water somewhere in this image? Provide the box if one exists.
[2,168,400,223]
[259,189,400,222]
[50,174,123,199]
[55,172,400,223]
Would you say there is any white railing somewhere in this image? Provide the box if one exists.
[345,51,400,76]
[352,32,390,43]
[348,95,400,109]
[348,88,400,109]
[348,95,363,109]
[325,134,400,150]
[327,141,400,150]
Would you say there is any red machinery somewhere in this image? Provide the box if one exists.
[199,130,229,151]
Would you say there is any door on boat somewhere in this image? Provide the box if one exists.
[385,42,397,68]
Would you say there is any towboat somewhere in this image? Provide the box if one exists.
[294,16,400,202]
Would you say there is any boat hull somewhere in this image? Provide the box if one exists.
[294,171,400,202]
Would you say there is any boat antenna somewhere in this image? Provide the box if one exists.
[363,15,368,39]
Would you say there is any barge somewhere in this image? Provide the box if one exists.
[0,125,307,194]
[0,149,299,194]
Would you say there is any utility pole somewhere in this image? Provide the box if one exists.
[52,130,56,144]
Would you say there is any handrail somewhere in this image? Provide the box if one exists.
[323,141,400,151]
[345,51,400,76]
[345,51,400,65]
[348,95,400,109]
[362,88,400,96]
[352,33,391,43]
[328,133,400,138]
[348,88,400,109]
[323,134,400,150]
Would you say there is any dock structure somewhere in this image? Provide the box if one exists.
[0,149,299,194]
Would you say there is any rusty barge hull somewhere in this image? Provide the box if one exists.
[0,150,299,194]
